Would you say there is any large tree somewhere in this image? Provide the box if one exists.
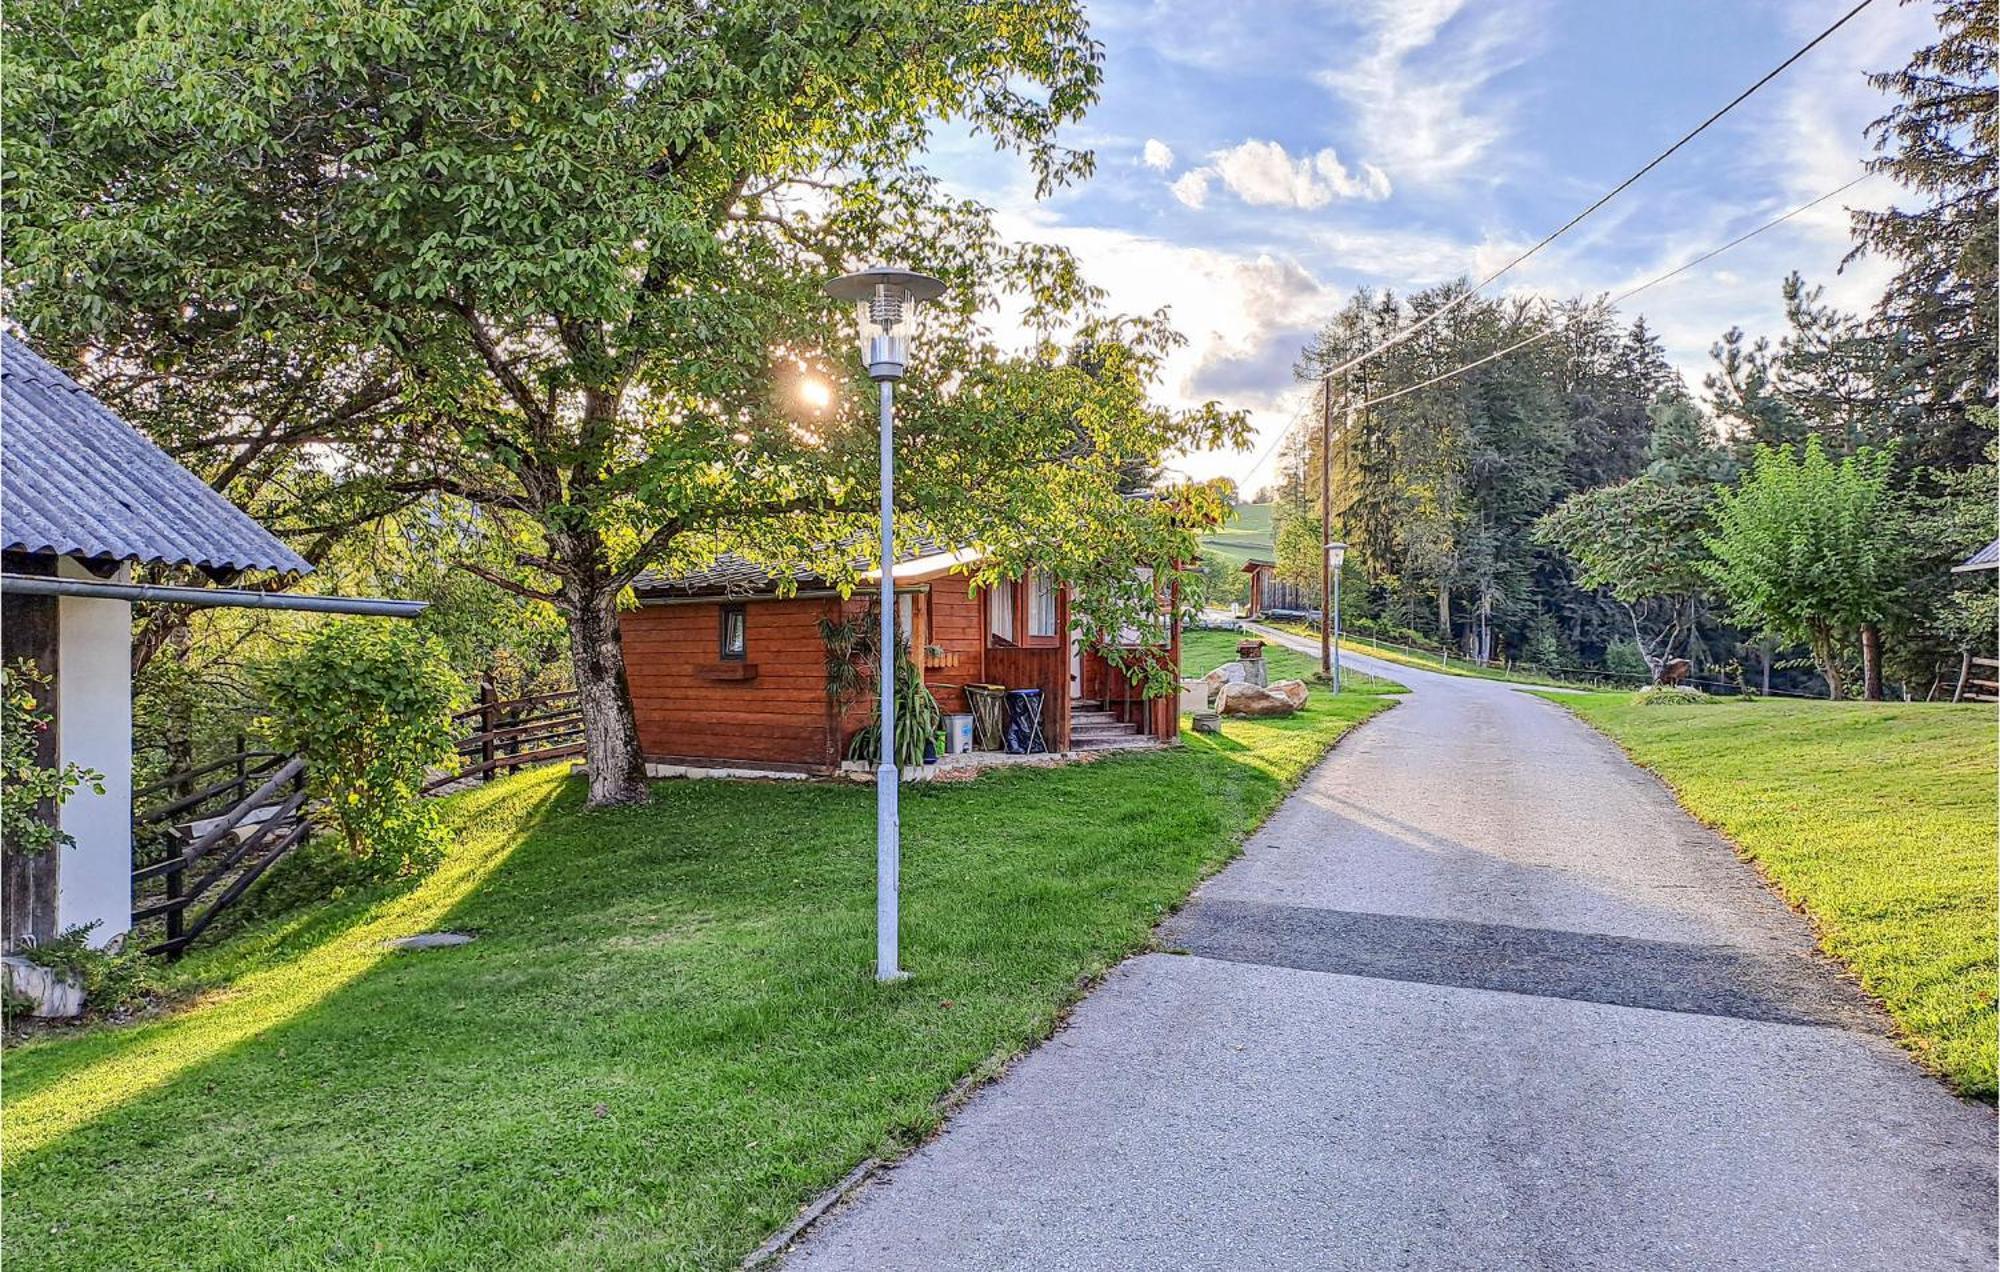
[7,0,1241,804]
[1847,0,1998,468]
[1702,440,1909,699]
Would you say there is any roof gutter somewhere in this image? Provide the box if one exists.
[0,573,428,618]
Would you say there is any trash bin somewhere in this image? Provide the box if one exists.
[964,684,1008,751]
[1004,688,1048,755]
[943,713,974,755]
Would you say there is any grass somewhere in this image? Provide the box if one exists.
[1200,501,1273,568]
[1550,692,1998,1100]
[4,646,1395,1270]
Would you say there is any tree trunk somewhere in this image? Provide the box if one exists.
[1436,582,1450,642]
[1859,623,1884,701]
[1810,624,1845,700]
[564,578,650,806]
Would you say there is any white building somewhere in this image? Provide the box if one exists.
[0,335,418,952]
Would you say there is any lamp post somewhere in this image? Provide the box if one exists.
[1325,540,1347,693]
[825,266,947,982]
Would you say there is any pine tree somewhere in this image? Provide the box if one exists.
[1847,0,1997,467]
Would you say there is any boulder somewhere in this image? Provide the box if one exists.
[1217,679,1308,718]
[1201,662,1248,697]
[2,955,84,1019]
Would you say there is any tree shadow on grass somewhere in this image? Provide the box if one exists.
[2,769,572,1148]
[2,695,1395,1270]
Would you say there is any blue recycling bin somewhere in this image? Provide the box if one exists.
[1004,688,1048,754]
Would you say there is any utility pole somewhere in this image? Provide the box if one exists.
[1318,375,1333,677]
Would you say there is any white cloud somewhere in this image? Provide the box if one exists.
[1170,169,1212,208]
[1174,139,1391,211]
[1142,138,1175,171]
[1314,0,1535,188]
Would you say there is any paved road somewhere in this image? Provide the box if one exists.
[788,633,1996,1271]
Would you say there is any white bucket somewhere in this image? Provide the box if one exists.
[944,713,974,754]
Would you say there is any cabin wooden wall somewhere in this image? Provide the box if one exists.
[620,598,842,771]
[923,578,986,715]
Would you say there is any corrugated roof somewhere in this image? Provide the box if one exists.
[1,335,310,577]
[633,535,960,599]
[1952,537,1999,573]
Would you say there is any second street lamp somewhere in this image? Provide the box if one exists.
[1325,540,1347,694]
[824,266,947,983]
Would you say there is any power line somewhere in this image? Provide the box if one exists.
[1356,171,1877,410]
[1312,0,1878,384]
[1237,382,1325,485]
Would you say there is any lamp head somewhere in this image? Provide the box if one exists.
[1325,540,1347,570]
[824,267,948,381]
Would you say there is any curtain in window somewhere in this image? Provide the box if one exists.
[1028,571,1057,638]
[988,579,1015,642]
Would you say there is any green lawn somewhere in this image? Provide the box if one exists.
[4,642,1394,1270]
[1200,501,1274,567]
[1553,693,1998,1100]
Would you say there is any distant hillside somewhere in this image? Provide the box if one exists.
[1201,502,1274,567]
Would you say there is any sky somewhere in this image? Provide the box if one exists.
[919,0,1938,489]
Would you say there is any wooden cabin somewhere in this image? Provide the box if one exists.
[620,546,1182,775]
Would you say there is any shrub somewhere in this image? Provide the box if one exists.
[17,923,164,1019]
[2,660,104,856]
[257,621,464,878]
[1632,685,1715,707]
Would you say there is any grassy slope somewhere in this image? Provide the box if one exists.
[1553,694,1998,1099]
[4,631,1391,1270]
[1201,502,1273,568]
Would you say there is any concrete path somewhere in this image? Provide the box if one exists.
[788,632,1996,1271]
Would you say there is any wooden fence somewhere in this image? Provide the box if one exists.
[131,684,585,956]
[1955,655,1999,703]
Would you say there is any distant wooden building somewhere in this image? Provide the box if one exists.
[620,546,1181,774]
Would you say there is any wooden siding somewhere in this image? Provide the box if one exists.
[923,576,987,715]
[621,598,842,771]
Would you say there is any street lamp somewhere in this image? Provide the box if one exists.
[825,266,947,983]
[1325,540,1347,693]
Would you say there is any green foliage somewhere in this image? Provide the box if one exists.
[1,661,104,857]
[1604,639,1651,680]
[845,648,942,769]
[1535,478,1714,605]
[257,622,464,877]
[18,924,165,1019]
[1631,685,1715,707]
[5,0,1248,808]
[1848,0,1996,468]
[1702,440,1908,698]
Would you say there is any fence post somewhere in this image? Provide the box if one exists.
[480,673,498,782]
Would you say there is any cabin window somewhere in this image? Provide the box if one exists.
[1027,571,1057,639]
[988,579,1016,643]
[719,604,748,660]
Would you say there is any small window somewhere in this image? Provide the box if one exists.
[988,579,1016,643]
[719,604,747,660]
[1027,571,1057,638]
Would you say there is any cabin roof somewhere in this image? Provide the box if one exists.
[1952,538,1999,573]
[1,335,311,578]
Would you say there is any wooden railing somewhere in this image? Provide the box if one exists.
[132,756,310,956]
[1956,656,1999,703]
[427,684,585,791]
[132,684,585,956]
